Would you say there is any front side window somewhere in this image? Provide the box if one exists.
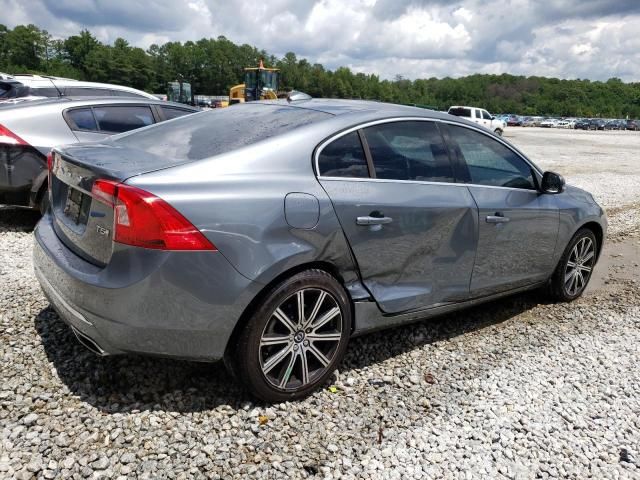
[447,125,536,189]
[317,131,369,178]
[362,121,453,182]
[482,110,492,120]
[93,105,155,134]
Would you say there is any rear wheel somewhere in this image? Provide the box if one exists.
[549,229,598,302]
[231,270,351,402]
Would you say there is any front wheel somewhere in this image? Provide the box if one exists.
[231,270,351,402]
[494,128,503,136]
[549,229,598,302]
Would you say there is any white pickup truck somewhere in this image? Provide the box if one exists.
[447,106,506,136]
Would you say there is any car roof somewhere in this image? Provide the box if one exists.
[0,96,198,111]
[267,98,454,121]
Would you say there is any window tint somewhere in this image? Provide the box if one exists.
[29,87,60,97]
[161,106,195,120]
[482,110,492,120]
[362,121,453,182]
[448,125,536,189]
[318,131,369,178]
[66,108,98,131]
[64,87,111,97]
[111,89,148,98]
[448,107,472,118]
[93,106,155,133]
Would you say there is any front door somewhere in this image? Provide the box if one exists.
[444,124,559,295]
[317,121,478,314]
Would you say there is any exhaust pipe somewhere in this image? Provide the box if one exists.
[71,327,107,356]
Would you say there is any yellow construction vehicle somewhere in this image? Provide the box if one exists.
[229,59,279,105]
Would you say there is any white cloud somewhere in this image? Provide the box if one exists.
[1,0,639,81]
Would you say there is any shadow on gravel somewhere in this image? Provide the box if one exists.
[341,288,553,372]
[34,288,552,412]
[0,206,41,232]
[34,308,246,413]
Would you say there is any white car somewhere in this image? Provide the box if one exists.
[0,73,156,104]
[447,106,505,136]
[540,118,559,128]
[556,120,575,129]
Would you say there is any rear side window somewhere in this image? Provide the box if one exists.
[64,87,112,97]
[111,89,148,98]
[161,106,195,120]
[317,131,369,178]
[362,121,453,182]
[447,125,535,189]
[28,87,60,97]
[66,108,98,131]
[448,107,472,118]
[93,106,155,133]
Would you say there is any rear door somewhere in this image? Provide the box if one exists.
[443,123,559,295]
[317,120,478,314]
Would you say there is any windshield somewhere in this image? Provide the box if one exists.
[261,71,278,91]
[244,71,257,89]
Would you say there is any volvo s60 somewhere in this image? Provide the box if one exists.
[33,100,607,401]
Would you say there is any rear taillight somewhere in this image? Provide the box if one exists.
[0,123,28,146]
[91,180,216,251]
[47,151,54,192]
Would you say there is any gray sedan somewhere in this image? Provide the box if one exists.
[33,100,607,401]
[0,97,198,212]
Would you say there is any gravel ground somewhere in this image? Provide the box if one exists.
[1,128,640,479]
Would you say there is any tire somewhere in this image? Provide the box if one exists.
[230,269,352,402]
[549,228,598,302]
[494,128,503,136]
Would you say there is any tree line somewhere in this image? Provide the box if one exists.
[2,23,640,118]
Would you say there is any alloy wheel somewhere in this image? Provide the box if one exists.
[564,237,595,296]
[259,288,343,391]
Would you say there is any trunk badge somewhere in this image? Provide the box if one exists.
[96,225,110,236]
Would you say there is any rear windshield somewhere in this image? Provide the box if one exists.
[111,103,331,160]
[448,107,472,118]
[0,82,26,98]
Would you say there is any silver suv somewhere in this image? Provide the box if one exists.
[0,74,156,104]
[0,97,199,211]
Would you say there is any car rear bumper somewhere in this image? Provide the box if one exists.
[33,212,261,361]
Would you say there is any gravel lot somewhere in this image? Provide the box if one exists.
[1,128,639,479]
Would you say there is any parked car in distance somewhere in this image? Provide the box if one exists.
[0,73,156,104]
[0,97,199,212]
[33,99,607,402]
[626,119,639,131]
[506,115,522,127]
[589,119,606,130]
[539,118,558,128]
[447,106,505,136]
[574,119,590,130]
[521,116,536,127]
[556,119,575,129]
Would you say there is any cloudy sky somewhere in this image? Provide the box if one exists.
[3,0,640,81]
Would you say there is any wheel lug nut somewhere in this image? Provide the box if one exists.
[293,345,298,351]
[305,328,311,333]
[303,340,309,347]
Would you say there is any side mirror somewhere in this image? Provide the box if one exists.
[541,171,565,194]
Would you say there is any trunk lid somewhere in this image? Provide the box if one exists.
[50,143,182,266]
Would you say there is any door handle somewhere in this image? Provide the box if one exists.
[486,214,510,224]
[356,215,393,226]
